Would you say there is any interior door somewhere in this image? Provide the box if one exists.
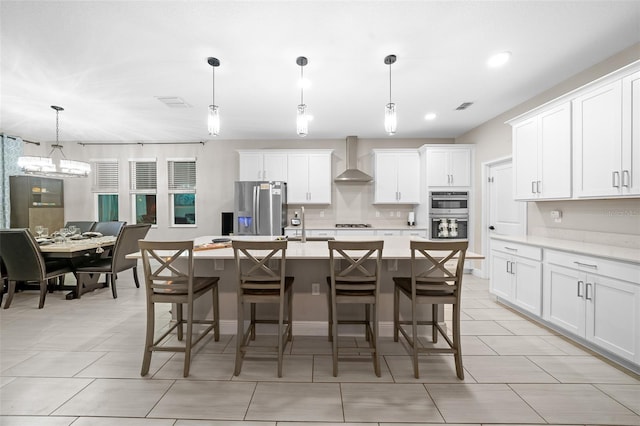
[488,160,526,236]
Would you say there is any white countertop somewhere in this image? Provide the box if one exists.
[490,234,639,264]
[285,225,427,231]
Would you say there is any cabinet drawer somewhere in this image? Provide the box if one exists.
[491,240,542,261]
[545,249,640,284]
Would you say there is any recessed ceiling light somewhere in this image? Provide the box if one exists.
[424,113,437,120]
[487,51,511,68]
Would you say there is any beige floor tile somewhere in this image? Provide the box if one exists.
[231,354,313,381]
[0,351,38,372]
[463,308,527,321]
[512,383,640,425]
[458,335,499,355]
[278,423,376,426]
[385,354,475,383]
[313,354,393,382]
[528,355,640,384]
[426,383,545,423]
[71,418,176,426]
[381,424,477,426]
[175,421,276,426]
[540,335,592,355]
[245,382,342,422]
[341,382,444,423]
[496,320,557,336]
[596,384,640,415]
[0,377,93,415]
[459,320,513,335]
[149,381,255,420]
[0,416,77,426]
[478,335,568,355]
[463,355,559,383]
[152,352,236,380]
[53,378,173,417]
[1,351,106,377]
[75,350,173,378]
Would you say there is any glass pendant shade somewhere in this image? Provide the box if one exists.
[208,104,220,136]
[18,156,56,173]
[60,159,91,176]
[385,102,397,135]
[296,104,308,137]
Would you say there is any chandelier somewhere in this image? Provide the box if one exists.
[17,105,91,178]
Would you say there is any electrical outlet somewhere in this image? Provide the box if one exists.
[214,259,224,270]
[375,211,380,218]
[311,283,320,295]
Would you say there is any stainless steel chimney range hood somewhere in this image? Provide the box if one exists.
[334,136,373,183]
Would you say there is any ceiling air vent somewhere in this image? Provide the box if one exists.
[156,96,191,108]
[455,102,474,111]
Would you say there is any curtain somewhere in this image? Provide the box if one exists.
[0,134,23,228]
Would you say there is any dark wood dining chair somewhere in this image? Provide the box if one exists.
[139,240,220,377]
[73,224,150,298]
[393,240,468,379]
[65,221,96,233]
[232,239,294,377]
[326,240,384,376]
[0,229,73,309]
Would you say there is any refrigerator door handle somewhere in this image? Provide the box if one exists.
[253,185,260,234]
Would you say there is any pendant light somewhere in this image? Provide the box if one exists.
[17,105,91,177]
[384,54,397,135]
[296,56,308,137]
[207,57,220,136]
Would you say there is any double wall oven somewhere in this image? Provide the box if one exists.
[429,191,468,240]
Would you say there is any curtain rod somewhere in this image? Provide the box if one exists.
[5,135,40,145]
[77,141,206,146]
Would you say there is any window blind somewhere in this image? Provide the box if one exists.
[92,160,119,192]
[168,160,196,191]
[130,160,157,192]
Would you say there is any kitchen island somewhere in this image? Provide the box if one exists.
[130,235,483,336]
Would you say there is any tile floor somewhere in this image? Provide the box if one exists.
[1,274,639,425]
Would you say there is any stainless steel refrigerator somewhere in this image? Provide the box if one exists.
[234,181,287,236]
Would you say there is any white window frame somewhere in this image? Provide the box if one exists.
[129,158,158,227]
[91,159,119,221]
[168,157,197,227]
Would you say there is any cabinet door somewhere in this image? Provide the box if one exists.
[306,153,331,204]
[539,102,572,199]
[395,152,420,203]
[586,274,640,362]
[263,153,288,182]
[573,80,623,197]
[543,264,585,337]
[513,257,542,316]
[490,250,513,300]
[449,149,471,187]
[512,118,539,200]
[374,152,399,203]
[239,152,264,181]
[426,150,450,187]
[622,71,640,195]
[287,153,310,203]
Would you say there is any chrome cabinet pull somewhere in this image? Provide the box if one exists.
[531,181,536,194]
[612,171,620,188]
[622,170,630,188]
[573,261,598,269]
[510,261,516,275]
[577,280,584,298]
[504,246,518,252]
[537,180,542,193]
[585,282,593,301]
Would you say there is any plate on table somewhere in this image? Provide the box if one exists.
[82,232,103,238]
[37,239,53,245]
[70,234,88,240]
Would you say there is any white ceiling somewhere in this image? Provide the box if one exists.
[1,1,639,144]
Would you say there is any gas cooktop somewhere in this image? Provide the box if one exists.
[335,223,372,228]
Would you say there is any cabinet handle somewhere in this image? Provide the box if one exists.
[622,170,630,188]
[506,261,510,274]
[398,191,401,200]
[510,261,516,275]
[573,261,598,269]
[531,181,536,194]
[537,180,542,194]
[504,246,518,252]
[585,282,593,301]
[577,280,584,298]
[612,171,620,188]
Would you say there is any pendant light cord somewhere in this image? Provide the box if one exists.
[300,64,304,105]
[388,61,392,103]
[48,107,67,158]
[212,65,215,106]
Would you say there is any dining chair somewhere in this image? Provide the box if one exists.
[326,240,384,376]
[64,221,96,233]
[74,224,151,299]
[0,229,73,309]
[393,240,468,379]
[232,239,293,377]
[139,240,220,377]
[92,220,126,236]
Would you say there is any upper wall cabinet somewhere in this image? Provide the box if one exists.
[425,146,471,187]
[286,150,332,204]
[373,149,420,204]
[512,102,572,200]
[573,70,640,198]
[238,150,288,182]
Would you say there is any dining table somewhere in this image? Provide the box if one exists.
[39,235,117,298]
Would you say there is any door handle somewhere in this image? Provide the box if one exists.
[506,261,511,274]
[510,261,516,275]
[577,280,584,298]
[622,170,630,188]
[585,282,593,301]
[531,181,536,194]
[489,226,495,230]
[612,171,620,188]
[537,180,542,193]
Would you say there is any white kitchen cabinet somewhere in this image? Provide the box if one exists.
[425,147,471,187]
[489,241,542,316]
[238,150,288,181]
[287,150,332,204]
[335,229,375,237]
[511,102,572,200]
[621,70,640,195]
[544,250,640,363]
[373,150,420,204]
[375,229,402,236]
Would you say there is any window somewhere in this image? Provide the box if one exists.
[92,159,119,221]
[168,158,196,226]
[130,159,157,225]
